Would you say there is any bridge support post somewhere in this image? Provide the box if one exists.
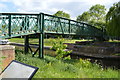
[8,15,11,38]
[39,34,44,58]
[38,13,44,58]
[24,35,29,54]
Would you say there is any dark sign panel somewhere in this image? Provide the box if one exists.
[0,60,38,79]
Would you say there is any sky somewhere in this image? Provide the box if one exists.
[0,0,119,20]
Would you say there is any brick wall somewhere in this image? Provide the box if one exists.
[0,45,15,72]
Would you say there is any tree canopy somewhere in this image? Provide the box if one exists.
[76,11,90,22]
[77,4,106,30]
[106,1,120,37]
[54,11,70,19]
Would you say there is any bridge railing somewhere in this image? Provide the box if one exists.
[0,14,9,38]
[43,13,104,37]
[44,13,70,34]
[0,13,104,39]
[0,13,39,38]
[10,14,39,37]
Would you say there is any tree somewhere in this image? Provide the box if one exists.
[77,4,106,30]
[106,1,120,37]
[54,11,70,19]
[76,11,90,23]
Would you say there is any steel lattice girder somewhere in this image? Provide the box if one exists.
[0,13,105,58]
[0,13,104,38]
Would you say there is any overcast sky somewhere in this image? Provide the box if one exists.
[0,0,119,20]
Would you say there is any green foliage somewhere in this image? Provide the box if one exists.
[106,1,120,37]
[76,11,90,23]
[15,51,119,78]
[77,4,106,30]
[51,38,72,59]
[54,11,70,19]
[0,56,6,71]
[51,38,66,50]
[79,59,92,68]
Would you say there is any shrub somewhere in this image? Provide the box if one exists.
[51,38,72,59]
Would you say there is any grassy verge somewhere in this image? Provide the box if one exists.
[108,40,120,43]
[9,38,89,46]
[9,38,120,46]
[15,50,119,78]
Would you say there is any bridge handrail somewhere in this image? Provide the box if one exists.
[0,12,105,39]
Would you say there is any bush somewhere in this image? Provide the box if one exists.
[51,38,72,59]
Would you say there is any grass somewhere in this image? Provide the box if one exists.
[9,38,90,46]
[9,38,120,48]
[15,49,119,78]
[114,53,120,56]
[10,38,119,78]
[108,40,120,43]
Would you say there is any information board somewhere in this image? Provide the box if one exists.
[0,60,38,79]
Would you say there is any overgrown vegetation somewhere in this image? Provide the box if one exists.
[9,37,119,78]
[15,49,119,78]
[50,38,72,59]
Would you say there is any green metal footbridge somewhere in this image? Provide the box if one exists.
[0,13,105,58]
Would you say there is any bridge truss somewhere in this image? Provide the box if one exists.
[0,13,105,58]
